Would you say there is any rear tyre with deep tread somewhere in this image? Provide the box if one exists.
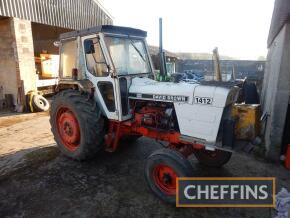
[50,89,105,160]
[121,135,141,144]
[194,149,232,167]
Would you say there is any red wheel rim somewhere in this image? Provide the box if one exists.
[56,107,80,151]
[152,164,177,195]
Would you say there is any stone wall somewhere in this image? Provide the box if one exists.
[0,18,18,104]
[0,17,36,107]
[13,18,37,96]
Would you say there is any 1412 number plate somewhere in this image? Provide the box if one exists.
[194,97,213,105]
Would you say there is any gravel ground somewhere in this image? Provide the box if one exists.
[0,113,289,218]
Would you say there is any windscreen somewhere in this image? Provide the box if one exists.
[105,36,151,75]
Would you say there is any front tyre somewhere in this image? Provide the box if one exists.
[194,149,232,167]
[50,90,105,160]
[144,149,194,204]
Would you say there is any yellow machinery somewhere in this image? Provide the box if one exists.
[35,54,59,78]
[232,104,261,140]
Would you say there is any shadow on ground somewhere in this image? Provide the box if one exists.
[0,137,289,218]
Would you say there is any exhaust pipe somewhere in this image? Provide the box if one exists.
[159,18,167,80]
[213,47,222,81]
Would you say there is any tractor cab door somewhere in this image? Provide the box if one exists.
[104,36,154,121]
[82,34,121,121]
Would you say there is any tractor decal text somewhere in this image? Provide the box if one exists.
[129,93,188,102]
[194,97,213,105]
[153,95,188,102]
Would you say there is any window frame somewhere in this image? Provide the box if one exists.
[59,37,77,79]
[84,37,110,77]
[103,33,154,77]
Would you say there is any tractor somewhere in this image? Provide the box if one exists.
[50,25,252,204]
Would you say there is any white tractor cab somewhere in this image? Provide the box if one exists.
[50,25,256,204]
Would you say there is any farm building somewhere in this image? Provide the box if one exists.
[0,0,112,110]
[261,0,290,160]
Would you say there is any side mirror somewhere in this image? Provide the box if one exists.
[84,39,95,54]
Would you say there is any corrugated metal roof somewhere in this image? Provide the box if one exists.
[267,0,290,47]
[0,0,113,29]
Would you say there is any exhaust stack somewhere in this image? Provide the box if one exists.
[159,18,167,80]
[213,47,222,81]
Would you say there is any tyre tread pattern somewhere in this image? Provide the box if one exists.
[50,89,104,160]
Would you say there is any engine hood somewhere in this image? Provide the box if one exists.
[129,77,198,103]
[128,77,239,142]
[129,77,236,107]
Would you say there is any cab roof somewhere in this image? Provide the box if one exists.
[60,25,147,40]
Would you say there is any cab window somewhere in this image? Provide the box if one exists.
[60,39,77,78]
[84,38,109,77]
[105,37,151,75]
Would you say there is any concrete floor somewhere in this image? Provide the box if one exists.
[0,113,289,218]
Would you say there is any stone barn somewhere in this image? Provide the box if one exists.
[0,0,112,109]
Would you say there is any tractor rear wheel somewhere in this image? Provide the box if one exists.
[194,149,232,167]
[50,90,105,160]
[144,149,194,204]
[121,135,141,144]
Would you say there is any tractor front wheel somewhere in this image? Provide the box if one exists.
[194,149,232,167]
[144,149,194,204]
[50,90,105,160]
